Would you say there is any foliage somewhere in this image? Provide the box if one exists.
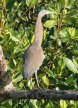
[0,0,78,107]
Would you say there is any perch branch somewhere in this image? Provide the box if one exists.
[0,89,78,102]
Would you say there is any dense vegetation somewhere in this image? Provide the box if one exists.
[0,0,78,107]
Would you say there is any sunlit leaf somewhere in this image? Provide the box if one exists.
[42,75,49,86]
[12,75,23,83]
[60,100,67,108]
[44,20,56,29]
[63,57,78,73]
[26,0,37,8]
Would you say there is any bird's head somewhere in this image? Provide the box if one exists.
[38,10,54,18]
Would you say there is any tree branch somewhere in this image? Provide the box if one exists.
[0,71,11,90]
[0,45,11,91]
[0,89,78,102]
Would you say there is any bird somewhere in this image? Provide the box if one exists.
[22,10,53,87]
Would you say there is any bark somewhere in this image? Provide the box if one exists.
[0,45,11,91]
[0,89,78,102]
[0,71,11,90]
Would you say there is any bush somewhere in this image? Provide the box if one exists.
[0,0,78,107]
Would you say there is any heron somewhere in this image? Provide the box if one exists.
[22,10,53,87]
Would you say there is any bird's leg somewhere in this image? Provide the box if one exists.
[35,71,39,87]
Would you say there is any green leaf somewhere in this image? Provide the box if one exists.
[10,35,20,42]
[66,75,74,84]
[12,75,23,83]
[14,2,18,7]
[13,46,21,54]
[26,0,37,8]
[62,16,75,25]
[60,100,67,108]
[64,0,76,8]
[27,78,35,89]
[42,75,49,86]
[44,20,56,29]
[5,30,20,42]
[73,58,78,69]
[13,59,16,66]
[45,68,55,78]
[63,57,78,73]
[67,27,77,39]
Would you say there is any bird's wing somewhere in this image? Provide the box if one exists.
[23,46,30,64]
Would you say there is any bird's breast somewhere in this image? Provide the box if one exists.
[23,46,45,78]
[28,47,45,70]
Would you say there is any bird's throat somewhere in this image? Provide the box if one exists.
[34,16,43,46]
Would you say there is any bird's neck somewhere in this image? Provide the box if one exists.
[34,15,43,47]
